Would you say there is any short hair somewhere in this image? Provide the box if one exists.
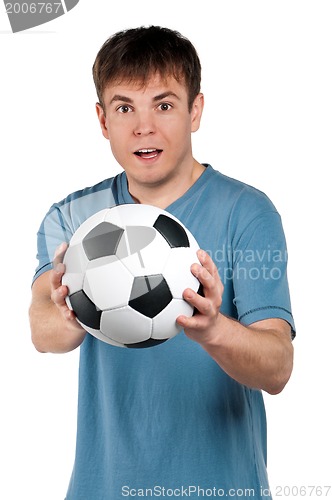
[92,26,201,111]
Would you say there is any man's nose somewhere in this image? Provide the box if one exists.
[133,111,156,136]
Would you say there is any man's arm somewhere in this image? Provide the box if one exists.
[177,250,294,395]
[29,244,86,354]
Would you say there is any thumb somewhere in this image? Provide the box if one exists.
[53,242,68,267]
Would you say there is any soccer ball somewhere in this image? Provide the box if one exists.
[62,204,200,348]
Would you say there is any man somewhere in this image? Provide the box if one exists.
[29,26,295,499]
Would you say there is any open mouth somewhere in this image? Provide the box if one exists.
[134,148,163,160]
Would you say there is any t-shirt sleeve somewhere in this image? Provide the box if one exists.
[32,204,73,283]
[231,195,295,338]
[31,177,119,284]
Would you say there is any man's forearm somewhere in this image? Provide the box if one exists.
[30,267,87,354]
[29,296,86,354]
[200,314,294,394]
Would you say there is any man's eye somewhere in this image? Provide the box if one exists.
[159,103,172,111]
[118,105,132,113]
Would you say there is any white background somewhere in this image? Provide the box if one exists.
[0,1,331,499]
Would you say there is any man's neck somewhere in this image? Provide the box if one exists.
[127,160,205,209]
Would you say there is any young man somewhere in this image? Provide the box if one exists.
[30,26,295,499]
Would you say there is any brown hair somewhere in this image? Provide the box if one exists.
[92,26,201,111]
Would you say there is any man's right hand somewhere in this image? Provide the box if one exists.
[29,243,86,353]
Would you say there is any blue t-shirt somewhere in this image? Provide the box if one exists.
[33,165,295,500]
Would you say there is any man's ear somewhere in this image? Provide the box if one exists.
[191,93,204,133]
[96,103,110,139]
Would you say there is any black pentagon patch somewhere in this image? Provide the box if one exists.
[69,290,101,330]
[153,214,189,248]
[129,274,172,318]
[83,222,124,260]
[125,338,168,349]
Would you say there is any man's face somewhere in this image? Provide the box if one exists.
[96,74,203,191]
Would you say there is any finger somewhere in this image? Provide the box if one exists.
[197,249,219,280]
[191,262,216,296]
[176,313,198,329]
[193,251,224,297]
[50,264,66,292]
[51,283,68,305]
[51,283,77,321]
[176,309,209,331]
[183,288,214,317]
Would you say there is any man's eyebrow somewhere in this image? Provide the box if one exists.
[109,94,134,105]
[153,91,180,102]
